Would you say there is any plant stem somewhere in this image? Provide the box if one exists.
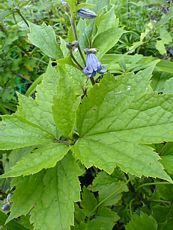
[70,51,83,70]
[90,77,95,85]
[15,9,29,27]
[137,181,172,190]
[69,14,85,65]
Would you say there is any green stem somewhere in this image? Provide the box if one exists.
[137,181,172,190]
[70,51,83,70]
[15,9,29,27]
[149,199,171,205]
[90,77,95,85]
[69,14,85,65]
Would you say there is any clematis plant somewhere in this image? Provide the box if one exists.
[1,1,173,230]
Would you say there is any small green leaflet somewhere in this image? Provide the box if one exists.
[7,155,82,230]
[28,22,62,59]
[73,63,173,181]
[90,172,128,206]
[76,207,119,230]
[126,213,158,230]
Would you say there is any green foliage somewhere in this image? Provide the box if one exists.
[126,213,158,230]
[28,22,62,59]
[1,0,173,229]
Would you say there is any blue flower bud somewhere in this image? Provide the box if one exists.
[77,8,97,19]
[83,49,107,78]
[2,203,10,212]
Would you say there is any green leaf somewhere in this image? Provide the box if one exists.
[80,187,97,217]
[1,143,69,178]
[126,213,158,230]
[86,0,110,13]
[90,172,128,206]
[164,78,173,93]
[0,210,27,230]
[17,63,60,136]
[7,155,82,230]
[52,65,84,137]
[95,6,118,36]
[0,115,53,150]
[156,40,166,55]
[73,66,173,181]
[159,27,172,45]
[93,27,124,58]
[161,155,173,175]
[78,207,119,230]
[152,205,173,229]
[156,184,173,201]
[28,22,62,59]
[102,54,173,74]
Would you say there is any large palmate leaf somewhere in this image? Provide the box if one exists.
[73,63,173,181]
[28,22,62,59]
[7,155,82,230]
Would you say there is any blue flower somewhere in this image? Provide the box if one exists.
[83,49,107,78]
[77,8,97,19]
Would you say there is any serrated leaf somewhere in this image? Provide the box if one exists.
[17,63,60,136]
[90,172,128,206]
[1,143,69,178]
[4,147,34,172]
[73,65,173,181]
[77,207,119,230]
[28,22,62,59]
[7,155,82,230]
[80,187,97,217]
[126,213,158,230]
[52,65,84,137]
[0,115,53,150]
